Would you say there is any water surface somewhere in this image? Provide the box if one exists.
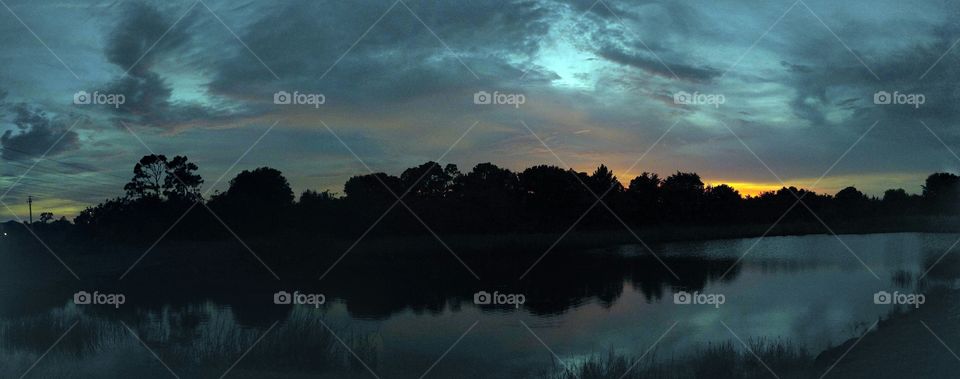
[2,232,956,378]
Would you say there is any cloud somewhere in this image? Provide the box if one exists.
[104,2,194,77]
[596,45,720,82]
[206,0,556,107]
[1,104,80,161]
[97,2,260,130]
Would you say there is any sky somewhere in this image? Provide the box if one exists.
[2,0,960,220]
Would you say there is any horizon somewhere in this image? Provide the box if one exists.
[5,2,960,377]
[0,156,940,222]
[2,0,958,221]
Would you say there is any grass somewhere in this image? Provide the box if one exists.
[541,338,815,379]
[0,303,379,378]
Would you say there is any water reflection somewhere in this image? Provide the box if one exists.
[1,232,958,378]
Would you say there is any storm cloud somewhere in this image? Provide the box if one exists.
[3,0,960,219]
[1,104,80,161]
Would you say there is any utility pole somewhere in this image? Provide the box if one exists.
[28,196,33,224]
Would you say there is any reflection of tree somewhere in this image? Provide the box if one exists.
[307,251,743,318]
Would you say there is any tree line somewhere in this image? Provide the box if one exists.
[65,154,960,240]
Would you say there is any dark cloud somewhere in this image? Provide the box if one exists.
[1,104,80,161]
[99,2,258,130]
[597,45,720,82]
[207,0,556,107]
[104,2,195,76]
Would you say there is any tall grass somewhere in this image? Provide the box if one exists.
[0,302,379,378]
[542,338,814,379]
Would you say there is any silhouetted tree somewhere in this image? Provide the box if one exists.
[835,186,869,217]
[164,156,203,202]
[452,163,522,231]
[454,163,520,200]
[881,188,913,215]
[519,165,591,226]
[883,188,909,203]
[344,173,403,203]
[74,154,960,241]
[588,165,623,196]
[661,172,704,222]
[399,161,459,199]
[124,154,168,198]
[211,167,293,207]
[123,154,203,201]
[626,172,661,223]
[39,212,53,224]
[704,184,742,221]
[300,189,337,205]
[923,173,960,214]
[208,167,294,234]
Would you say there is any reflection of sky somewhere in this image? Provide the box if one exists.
[4,0,960,220]
[316,233,953,377]
[0,233,955,376]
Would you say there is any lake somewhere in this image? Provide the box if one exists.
[2,232,957,378]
